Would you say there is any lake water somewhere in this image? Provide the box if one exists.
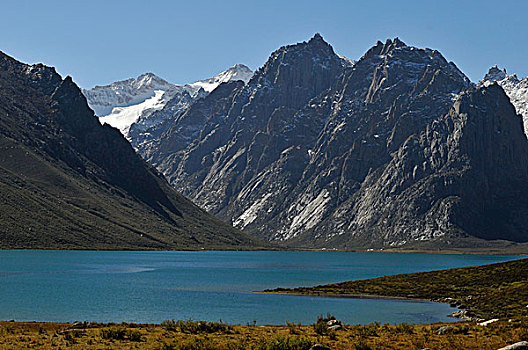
[0,250,523,325]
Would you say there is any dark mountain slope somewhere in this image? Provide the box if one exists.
[0,52,262,249]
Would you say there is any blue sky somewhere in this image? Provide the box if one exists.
[1,0,526,88]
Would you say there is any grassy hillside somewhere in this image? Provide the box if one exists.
[264,258,528,320]
[0,136,262,249]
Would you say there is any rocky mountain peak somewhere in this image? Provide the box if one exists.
[392,37,407,48]
[349,38,472,114]
[361,38,407,59]
[246,34,346,112]
[379,37,407,54]
[228,64,253,77]
[83,64,254,139]
[358,38,472,95]
[482,65,508,82]
[307,32,329,46]
[0,52,62,95]
[134,72,172,89]
[263,33,337,69]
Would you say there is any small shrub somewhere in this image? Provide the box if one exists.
[395,322,414,334]
[286,321,301,334]
[518,326,528,341]
[127,329,143,342]
[161,319,233,334]
[313,314,336,336]
[356,324,378,337]
[354,340,373,350]
[452,325,470,335]
[70,329,86,338]
[101,326,127,340]
[313,319,328,336]
[63,332,75,342]
[255,335,314,350]
[157,337,225,350]
[100,326,142,341]
[156,342,176,350]
[62,329,86,342]
[161,320,179,332]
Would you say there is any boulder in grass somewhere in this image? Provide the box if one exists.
[328,324,342,331]
[436,326,452,335]
[496,341,528,350]
[310,345,331,350]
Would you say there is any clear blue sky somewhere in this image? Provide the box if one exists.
[1,0,526,88]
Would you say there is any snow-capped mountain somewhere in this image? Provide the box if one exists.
[82,65,253,139]
[83,73,175,116]
[479,66,528,136]
[188,64,253,92]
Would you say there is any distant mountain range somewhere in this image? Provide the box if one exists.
[2,34,528,250]
[116,34,528,249]
[0,51,261,249]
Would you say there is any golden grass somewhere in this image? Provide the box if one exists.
[0,318,526,350]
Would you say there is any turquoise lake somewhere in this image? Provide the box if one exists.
[0,250,523,325]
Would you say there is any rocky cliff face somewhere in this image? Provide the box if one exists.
[0,51,261,249]
[314,84,528,248]
[141,36,528,248]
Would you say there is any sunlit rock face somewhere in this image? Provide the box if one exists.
[142,36,528,248]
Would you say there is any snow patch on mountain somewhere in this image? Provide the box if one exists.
[479,66,528,136]
[98,90,167,135]
[83,65,253,139]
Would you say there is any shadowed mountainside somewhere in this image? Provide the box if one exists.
[0,51,263,249]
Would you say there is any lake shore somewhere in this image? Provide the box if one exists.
[2,243,528,255]
[260,258,528,321]
[255,290,436,303]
